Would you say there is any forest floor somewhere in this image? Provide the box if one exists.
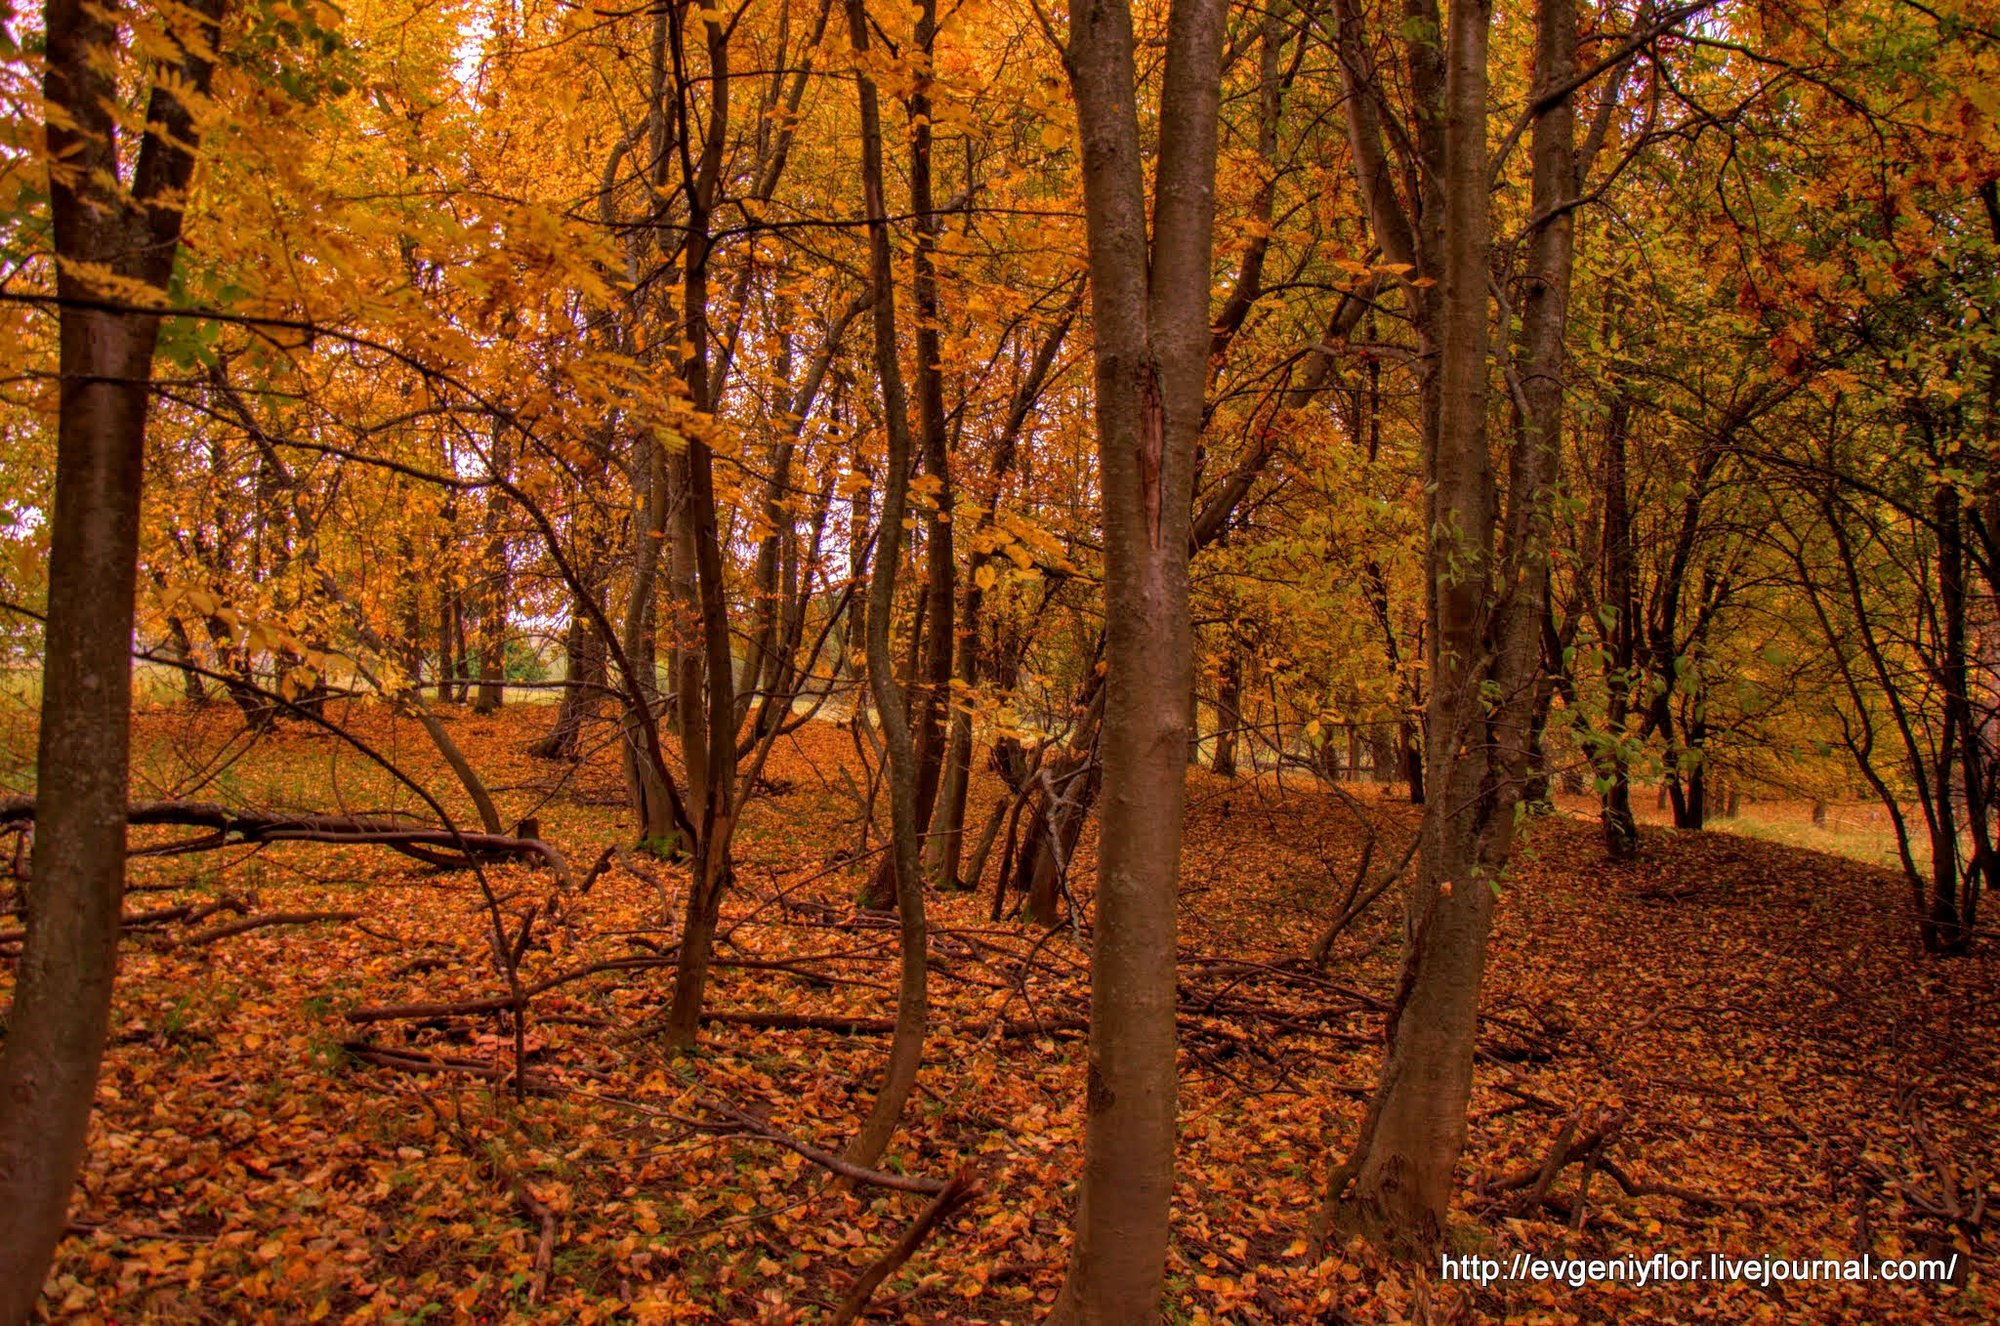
[1,702,1995,1324]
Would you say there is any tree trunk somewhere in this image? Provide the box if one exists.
[529,607,604,759]
[1323,0,1585,1253]
[0,0,223,1313]
[836,0,929,1168]
[1600,397,1639,859]
[662,1,745,1049]
[1210,651,1241,777]
[1334,0,1498,1248]
[622,430,677,846]
[859,0,955,912]
[473,423,511,715]
[932,304,1079,890]
[1050,0,1226,1314]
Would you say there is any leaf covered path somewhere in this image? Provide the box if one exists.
[9,706,1994,1323]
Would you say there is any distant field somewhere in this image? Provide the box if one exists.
[1551,790,1922,873]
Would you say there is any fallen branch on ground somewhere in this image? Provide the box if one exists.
[181,911,360,946]
[513,1183,558,1305]
[341,1041,560,1096]
[0,797,569,885]
[831,1172,980,1323]
[1479,1105,1794,1218]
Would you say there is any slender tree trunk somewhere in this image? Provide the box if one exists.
[1935,475,1974,952]
[662,2,744,1049]
[932,304,1079,889]
[908,0,955,864]
[1051,0,1226,1314]
[838,0,929,1168]
[474,424,511,714]
[623,431,677,845]
[1601,398,1639,859]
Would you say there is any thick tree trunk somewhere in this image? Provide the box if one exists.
[0,311,159,1326]
[1335,0,1498,1248]
[0,0,222,1313]
[1051,0,1226,1314]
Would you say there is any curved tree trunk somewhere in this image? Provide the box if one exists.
[839,0,928,1168]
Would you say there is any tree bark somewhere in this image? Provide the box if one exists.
[0,0,223,1314]
[1322,0,1588,1253]
[1600,397,1639,859]
[662,0,747,1048]
[1050,0,1227,1314]
[860,0,955,911]
[838,0,929,1169]
[1333,0,1499,1249]
[473,419,510,715]
[1210,651,1241,777]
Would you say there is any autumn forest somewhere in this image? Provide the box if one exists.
[0,0,1996,1319]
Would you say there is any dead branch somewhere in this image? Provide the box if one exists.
[513,1183,558,1305]
[345,955,679,1023]
[576,845,617,895]
[696,1098,954,1196]
[180,911,360,946]
[1481,1106,1794,1216]
[831,1172,980,1324]
[701,1010,898,1034]
[0,797,569,885]
[341,1041,559,1096]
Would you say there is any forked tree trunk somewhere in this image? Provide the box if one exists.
[1050,0,1227,1314]
[0,0,223,1314]
[1331,0,1499,1247]
[662,1,746,1050]
[1321,0,1583,1252]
